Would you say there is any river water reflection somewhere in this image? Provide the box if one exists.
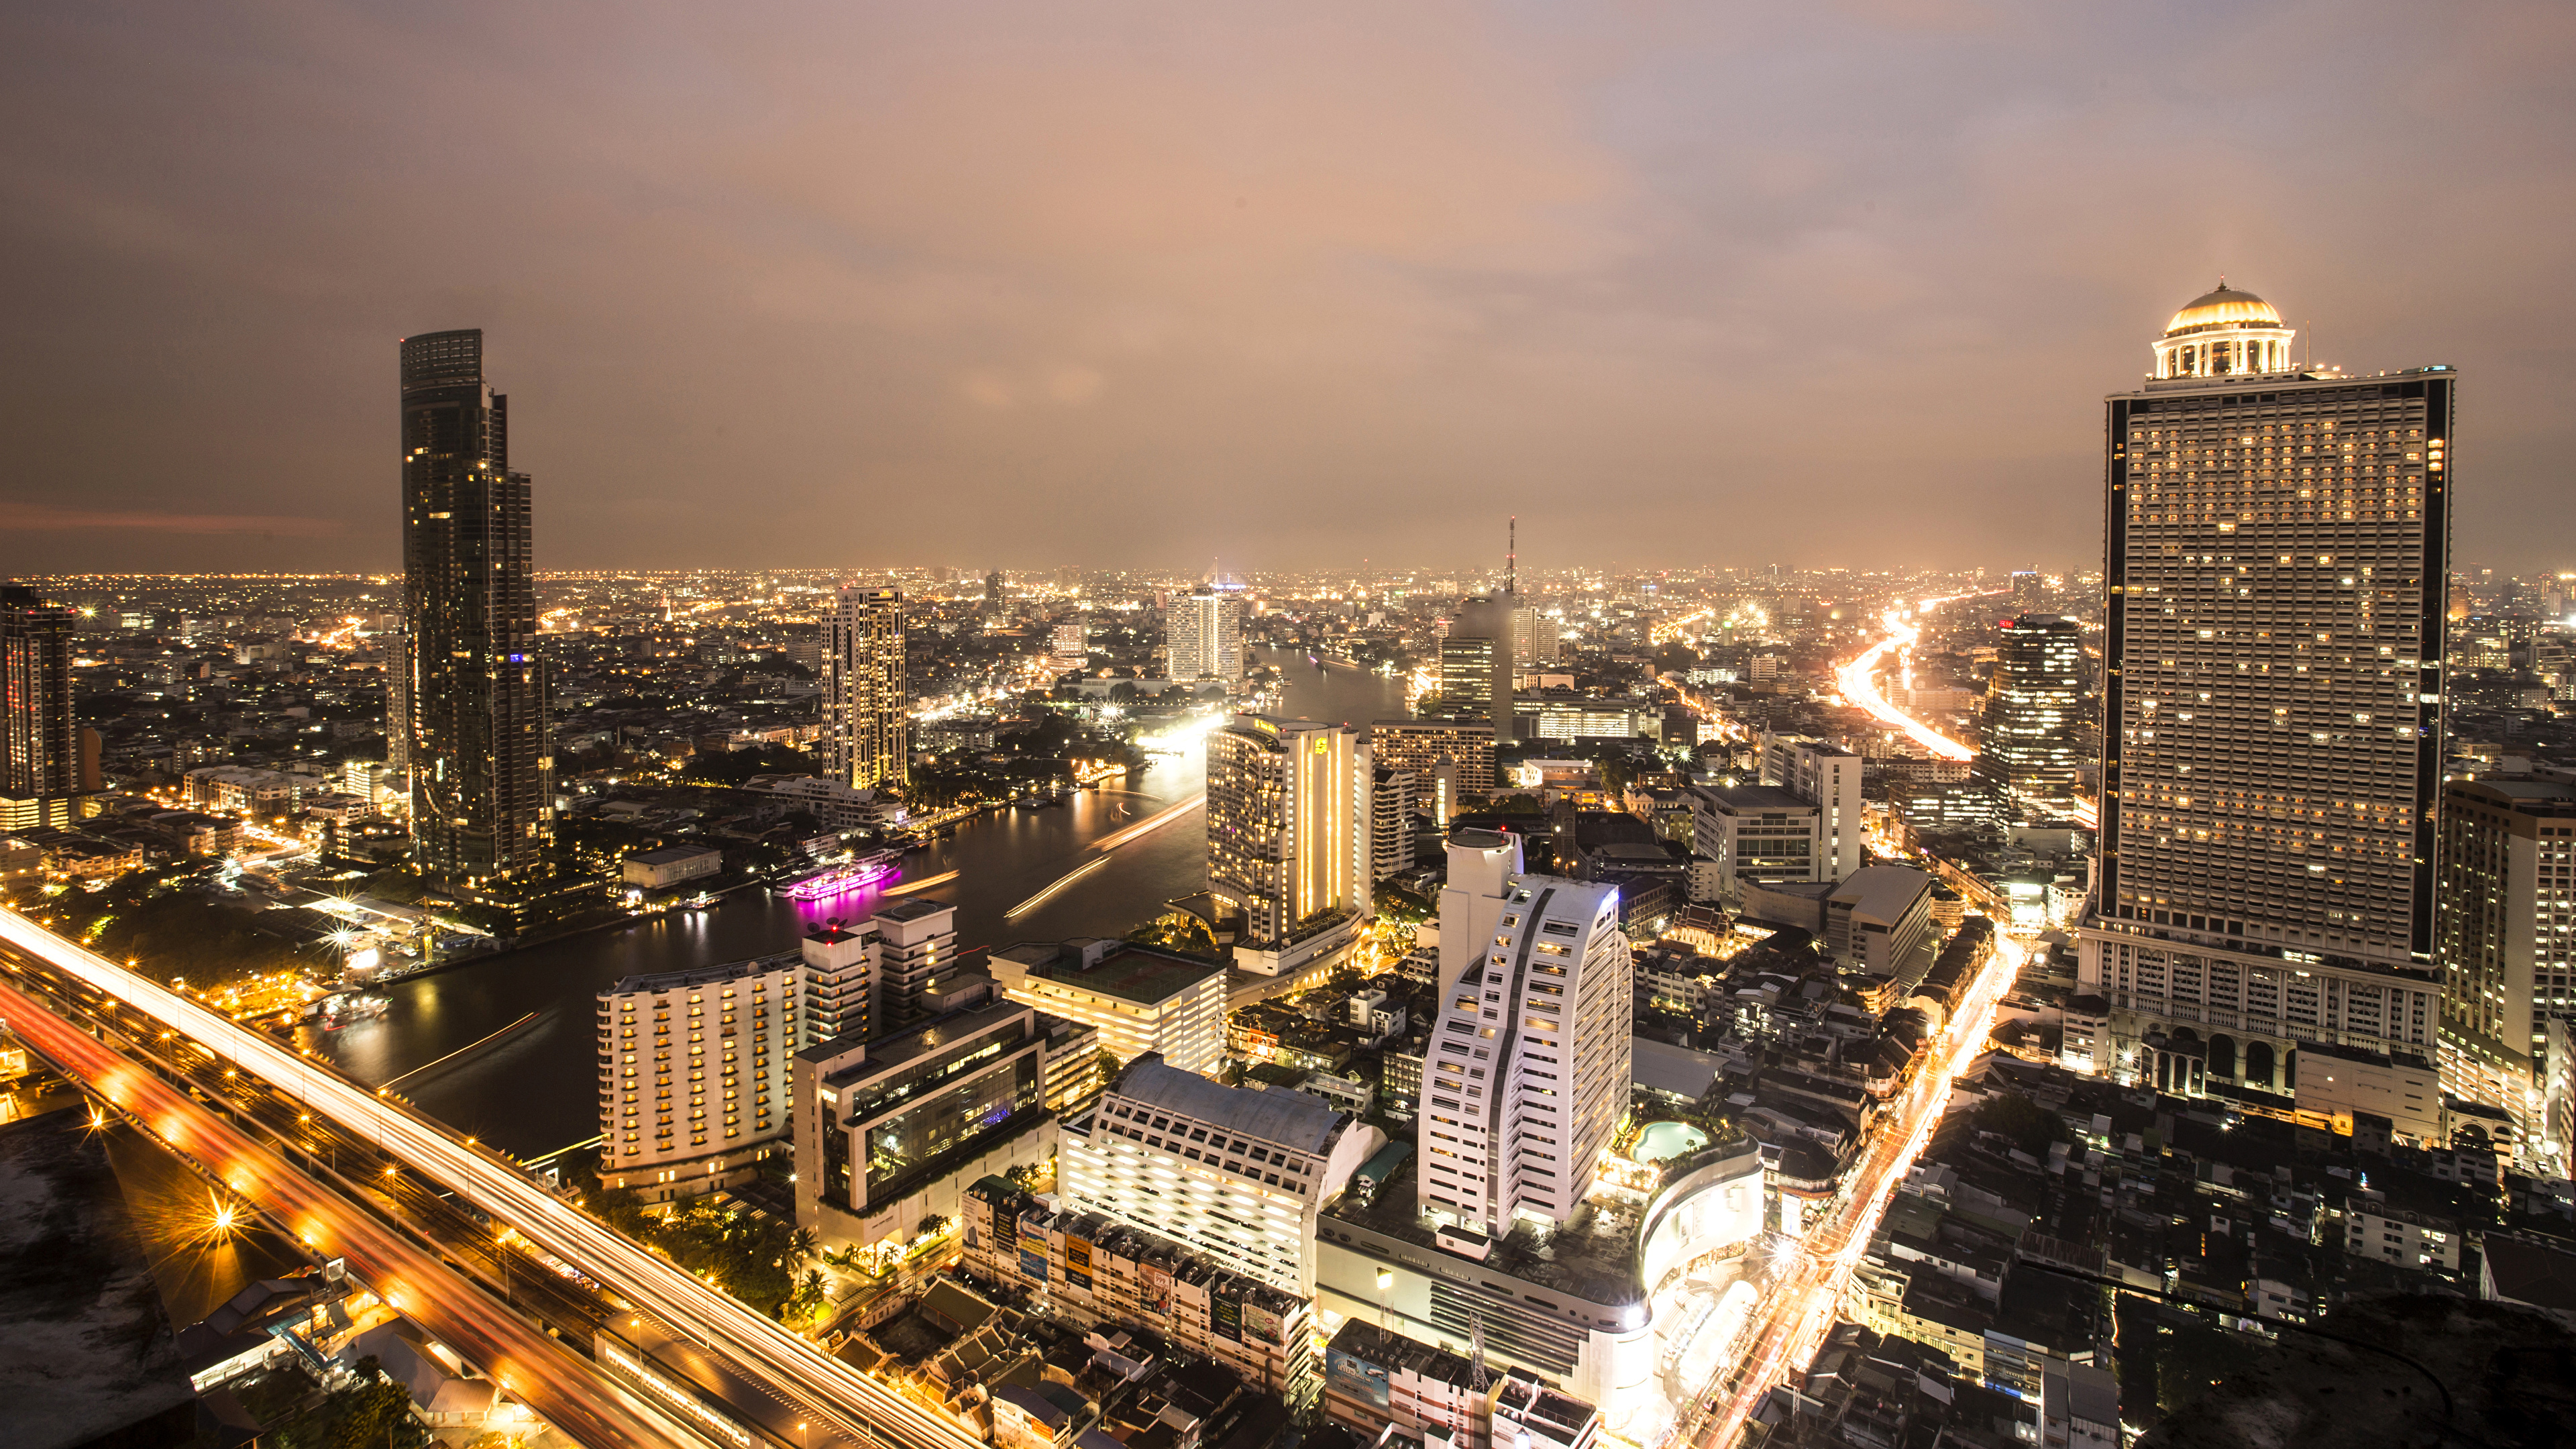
[314,649,1407,1158]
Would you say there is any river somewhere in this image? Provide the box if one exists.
[309,648,1409,1159]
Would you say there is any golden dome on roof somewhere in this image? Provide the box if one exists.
[2163,280,2284,337]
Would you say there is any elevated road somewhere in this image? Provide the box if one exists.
[0,976,686,1448]
[0,908,978,1449]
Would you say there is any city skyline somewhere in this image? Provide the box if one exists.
[7,11,2576,1449]
[3,6,2573,574]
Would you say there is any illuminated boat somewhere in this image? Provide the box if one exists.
[779,850,901,900]
[319,993,390,1028]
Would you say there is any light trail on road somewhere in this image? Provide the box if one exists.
[1677,601,2025,1448]
[0,908,979,1449]
[1833,612,1976,761]
[0,978,688,1449]
[1688,930,2026,1449]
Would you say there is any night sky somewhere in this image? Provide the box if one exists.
[3,2,2569,574]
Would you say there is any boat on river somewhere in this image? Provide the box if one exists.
[777,849,902,900]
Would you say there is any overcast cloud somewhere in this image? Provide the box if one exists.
[2,1,2569,574]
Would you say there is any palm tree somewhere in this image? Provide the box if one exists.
[786,1226,820,1267]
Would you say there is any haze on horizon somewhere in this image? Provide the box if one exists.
[2,1,2570,577]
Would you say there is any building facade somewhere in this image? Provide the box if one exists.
[822,584,908,791]
[398,329,555,896]
[987,938,1228,1077]
[1980,614,2088,801]
[794,998,1059,1240]
[871,898,961,1030]
[1372,720,1499,818]
[2436,777,2576,1155]
[598,956,800,1200]
[0,584,78,831]
[1686,784,1823,904]
[1059,1055,1383,1297]
[962,1178,1321,1404]
[1760,735,1865,881]
[1372,767,1417,881]
[2076,284,2453,1097]
[1417,831,1632,1232]
[1436,596,1514,741]
[1165,587,1246,685]
[1207,714,1374,975]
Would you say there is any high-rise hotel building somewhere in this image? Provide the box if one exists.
[1208,714,1375,976]
[2075,284,2453,1102]
[1165,586,1246,685]
[1417,829,1632,1232]
[398,329,554,895]
[822,584,908,791]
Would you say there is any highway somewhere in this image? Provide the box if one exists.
[0,975,688,1448]
[1830,601,1985,763]
[0,908,980,1449]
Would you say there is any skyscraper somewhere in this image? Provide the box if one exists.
[1436,594,1513,740]
[822,584,908,791]
[1980,614,2086,801]
[1511,604,1552,667]
[1416,828,1631,1231]
[1165,586,1245,685]
[2074,284,2453,1099]
[0,584,78,831]
[1207,714,1374,975]
[2434,777,2576,1161]
[399,329,553,895]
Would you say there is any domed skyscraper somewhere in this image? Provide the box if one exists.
[2076,280,2464,1138]
[2151,279,2298,379]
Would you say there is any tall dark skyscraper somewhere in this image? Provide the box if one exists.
[2075,284,2453,1104]
[1980,613,2086,800]
[0,584,78,831]
[400,330,554,897]
[1436,594,1514,741]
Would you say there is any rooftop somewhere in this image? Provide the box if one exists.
[1322,1150,1648,1306]
[606,949,799,997]
[627,843,720,863]
[1110,1055,1348,1153]
[1698,784,1813,813]
[994,940,1226,1006]
[1829,865,1933,923]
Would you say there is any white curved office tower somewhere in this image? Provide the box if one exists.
[1417,830,1633,1232]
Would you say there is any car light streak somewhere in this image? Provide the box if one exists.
[1833,612,1975,761]
[0,908,978,1449]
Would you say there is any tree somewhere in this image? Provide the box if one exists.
[282,1357,427,1449]
[783,1267,829,1326]
[1127,910,1218,957]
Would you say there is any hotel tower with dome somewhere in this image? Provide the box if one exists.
[2072,280,2461,1138]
